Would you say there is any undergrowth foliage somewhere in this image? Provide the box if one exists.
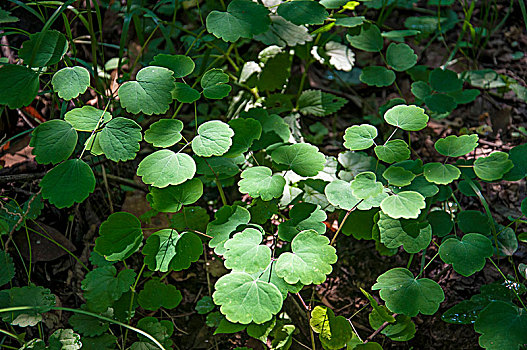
[1,0,526,349]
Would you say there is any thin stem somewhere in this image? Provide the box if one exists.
[330,200,364,245]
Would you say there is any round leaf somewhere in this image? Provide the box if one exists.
[150,54,195,78]
[81,266,135,312]
[423,162,461,185]
[386,43,417,72]
[207,205,251,255]
[172,82,201,103]
[374,139,411,164]
[474,152,514,181]
[346,23,383,52]
[378,213,432,253]
[350,171,383,200]
[382,166,416,186]
[200,69,232,99]
[271,143,326,177]
[137,150,196,188]
[224,228,271,273]
[434,134,479,157]
[64,106,112,131]
[429,68,463,93]
[343,124,377,150]
[427,210,453,237]
[439,233,493,276]
[51,66,90,100]
[360,66,396,87]
[138,279,182,311]
[95,212,143,261]
[99,117,142,162]
[18,30,68,67]
[144,119,184,148]
[384,105,429,131]
[238,166,285,201]
[380,191,425,219]
[30,120,78,165]
[424,93,457,114]
[0,65,39,109]
[276,1,328,25]
[411,81,432,100]
[192,120,234,157]
[224,118,262,157]
[148,178,203,213]
[297,89,347,117]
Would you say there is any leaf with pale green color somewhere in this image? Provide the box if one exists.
[201,68,232,99]
[310,306,352,349]
[192,120,234,157]
[386,43,417,72]
[150,54,195,78]
[429,68,463,93]
[271,143,326,177]
[172,82,201,103]
[85,133,104,156]
[485,224,518,256]
[99,117,142,162]
[474,152,514,181]
[276,1,328,25]
[254,15,313,48]
[383,166,415,186]
[81,266,136,312]
[324,41,355,72]
[142,229,202,272]
[325,179,388,211]
[369,308,415,342]
[372,268,444,317]
[30,120,77,165]
[256,261,303,299]
[148,178,203,213]
[95,212,143,261]
[207,205,251,255]
[206,0,270,42]
[138,279,182,311]
[118,66,175,115]
[474,301,527,350]
[434,134,479,157]
[0,65,39,108]
[0,250,14,287]
[423,162,460,185]
[343,124,377,150]
[144,119,184,147]
[137,150,196,188]
[346,23,383,52]
[360,66,396,87]
[350,171,383,200]
[335,16,365,27]
[40,159,95,208]
[224,118,262,157]
[51,66,90,100]
[278,202,327,241]
[48,329,82,350]
[213,271,283,324]
[18,30,68,67]
[64,106,112,131]
[275,230,337,285]
[439,233,493,276]
[380,191,425,219]
[298,89,347,117]
[238,166,285,201]
[384,105,429,131]
[374,139,411,163]
[378,213,432,253]
[224,228,271,273]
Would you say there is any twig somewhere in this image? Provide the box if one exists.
[364,313,397,343]
[0,173,46,184]
[5,190,42,250]
[93,172,147,192]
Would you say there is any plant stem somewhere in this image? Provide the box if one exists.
[330,200,364,246]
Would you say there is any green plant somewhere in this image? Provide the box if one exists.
[1,0,526,349]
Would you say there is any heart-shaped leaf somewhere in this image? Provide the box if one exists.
[30,120,78,165]
[343,124,378,150]
[64,106,112,131]
[192,120,234,157]
[144,119,184,148]
[138,279,182,311]
[350,171,384,200]
[137,150,196,188]
[51,66,90,100]
[150,54,195,78]
[0,65,39,108]
[238,166,286,201]
[224,228,271,273]
[360,66,396,87]
[172,82,201,103]
[271,143,326,177]
[99,117,142,162]
[346,23,383,52]
[383,166,416,186]
[207,205,251,255]
[378,213,432,253]
[18,30,68,67]
[81,266,135,312]
[95,212,143,261]
[384,105,429,131]
[374,139,411,163]
[148,178,203,213]
[425,93,458,114]
[434,134,479,157]
[439,233,493,276]
[380,191,425,219]
[277,1,328,25]
[423,163,461,185]
[427,210,454,237]
[474,152,514,181]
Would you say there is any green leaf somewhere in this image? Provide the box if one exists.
[449,89,480,104]
[374,139,411,164]
[380,191,425,219]
[118,66,175,115]
[341,209,378,240]
[143,229,203,272]
[257,50,292,92]
[325,179,388,211]
[29,120,78,165]
[486,224,518,256]
[69,312,109,337]
[369,310,415,342]
[64,106,112,131]
[378,213,432,253]
[247,318,276,343]
[270,323,295,349]
[144,119,184,148]
[18,30,68,67]
[474,152,514,181]
[170,206,209,233]
[423,162,461,185]
[0,285,55,326]
[386,43,417,72]
[429,68,463,93]
[224,228,271,273]
[201,68,232,99]
[427,210,453,237]
[383,166,415,186]
[0,9,18,23]
[271,143,326,177]
[254,15,313,47]
[207,205,251,255]
[384,105,429,131]
[434,134,479,157]
[206,0,270,42]
[424,93,457,114]
[40,159,95,208]
[74,334,116,350]
[474,301,527,350]
[439,233,493,276]
[298,89,347,117]
[411,81,432,100]
[257,261,303,299]
[238,166,285,201]
[360,66,396,87]
[95,212,143,261]
[133,317,174,348]
[81,266,136,312]
[343,124,377,150]
[310,306,352,349]
[275,230,337,285]
[172,82,201,103]
[0,250,15,287]
[137,150,196,188]
[350,171,383,200]
[346,23,383,52]
[150,54,195,78]
[196,296,215,314]
[99,117,142,162]
[372,268,444,317]
[213,271,283,324]
[0,65,39,108]
[334,16,365,27]
[138,279,182,311]
[504,143,527,181]
[224,118,262,157]
[48,329,82,350]
[277,1,328,25]
[51,66,90,100]
[278,202,327,241]
[457,210,491,235]
[192,120,234,157]
[149,178,203,213]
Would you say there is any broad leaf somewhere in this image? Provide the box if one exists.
[137,150,196,188]
[0,65,39,108]
[374,139,411,163]
[224,228,271,273]
[360,66,396,87]
[81,266,136,312]
[424,93,457,114]
[0,250,15,287]
[350,171,383,200]
[99,117,142,162]
[48,329,82,350]
[150,54,195,78]
[192,120,234,157]
[278,202,327,241]
[275,230,337,285]
[30,120,77,165]
[346,23,383,52]
[170,206,209,233]
[372,268,444,317]
[224,118,262,157]
[423,162,461,185]
[474,152,514,181]
[383,166,416,186]
[207,205,251,255]
[144,119,184,147]
[40,159,96,208]
[378,213,432,253]
[51,66,90,100]
[138,279,182,311]
[434,134,479,157]
[148,178,203,212]
[380,191,425,219]
[238,166,285,201]
[95,212,143,261]
[118,66,175,115]
[384,105,429,131]
[254,15,313,47]
[277,1,328,25]
[69,313,109,337]
[298,90,347,117]
[201,68,232,99]
[64,106,112,131]
[213,272,283,324]
[439,233,493,276]
[429,68,463,93]
[427,210,453,237]
[325,179,388,211]
[19,30,68,67]
[324,41,355,72]
[172,82,201,103]
[0,285,55,326]
[343,124,377,150]
[310,306,352,349]
[386,43,417,72]
[271,143,326,177]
